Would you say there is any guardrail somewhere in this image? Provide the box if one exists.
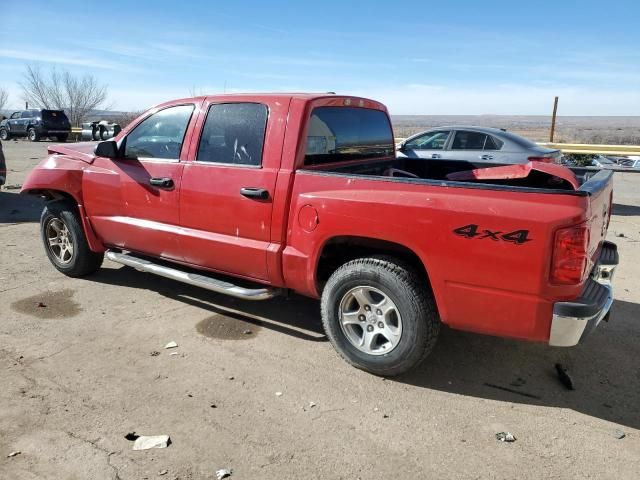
[539,143,640,156]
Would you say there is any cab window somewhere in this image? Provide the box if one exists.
[124,105,194,160]
[196,103,268,166]
[405,131,450,150]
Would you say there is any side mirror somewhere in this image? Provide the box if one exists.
[94,140,118,159]
[396,142,406,151]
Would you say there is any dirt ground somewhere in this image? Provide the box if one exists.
[1,139,639,480]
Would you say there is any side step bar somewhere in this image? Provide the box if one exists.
[105,251,280,301]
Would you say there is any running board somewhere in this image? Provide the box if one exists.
[105,251,279,301]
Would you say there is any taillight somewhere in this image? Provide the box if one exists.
[551,224,590,285]
[528,156,554,163]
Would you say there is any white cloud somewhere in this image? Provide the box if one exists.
[0,48,123,70]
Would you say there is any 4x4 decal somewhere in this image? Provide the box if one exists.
[453,224,531,244]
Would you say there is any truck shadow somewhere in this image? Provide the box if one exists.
[612,203,640,216]
[89,265,639,429]
[397,298,640,430]
[0,192,43,223]
[90,265,326,342]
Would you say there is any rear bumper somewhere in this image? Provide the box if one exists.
[549,241,618,347]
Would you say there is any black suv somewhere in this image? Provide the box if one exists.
[0,109,72,142]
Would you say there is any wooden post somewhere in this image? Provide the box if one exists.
[550,96,559,142]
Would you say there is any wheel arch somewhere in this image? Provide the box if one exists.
[22,187,105,253]
[315,235,437,305]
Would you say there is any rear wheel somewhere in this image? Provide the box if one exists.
[40,201,104,277]
[0,128,9,141]
[321,257,440,376]
[56,134,69,142]
[27,127,40,142]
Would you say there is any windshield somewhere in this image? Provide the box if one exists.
[304,107,394,165]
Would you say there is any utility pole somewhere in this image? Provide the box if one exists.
[550,96,559,142]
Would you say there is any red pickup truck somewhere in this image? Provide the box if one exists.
[22,94,618,375]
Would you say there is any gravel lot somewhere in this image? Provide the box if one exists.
[1,139,639,479]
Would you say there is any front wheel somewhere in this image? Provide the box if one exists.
[40,201,104,277]
[0,128,9,141]
[321,257,440,376]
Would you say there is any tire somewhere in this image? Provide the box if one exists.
[99,126,109,140]
[321,257,440,376]
[40,201,104,277]
[56,134,69,142]
[27,127,40,142]
[0,128,9,141]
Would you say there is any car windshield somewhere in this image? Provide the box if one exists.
[304,107,394,165]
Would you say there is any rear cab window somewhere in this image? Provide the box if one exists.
[42,110,69,123]
[303,107,394,166]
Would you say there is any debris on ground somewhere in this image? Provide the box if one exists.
[383,414,390,419]
[496,432,516,442]
[150,351,160,357]
[614,430,626,440]
[158,469,168,475]
[275,391,283,397]
[617,232,625,238]
[555,363,575,390]
[308,401,316,408]
[243,329,252,335]
[164,341,178,349]
[124,432,140,441]
[228,376,235,380]
[510,377,526,387]
[36,302,47,308]
[169,352,179,356]
[7,451,21,458]
[210,404,218,408]
[483,382,541,399]
[132,435,171,450]
[216,468,232,479]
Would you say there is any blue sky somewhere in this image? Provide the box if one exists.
[1,0,639,115]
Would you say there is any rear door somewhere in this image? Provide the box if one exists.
[449,130,511,163]
[400,130,451,160]
[84,103,198,260]
[18,111,32,134]
[179,98,288,281]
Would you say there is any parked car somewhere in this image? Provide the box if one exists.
[0,109,71,142]
[618,156,640,169]
[591,155,619,169]
[0,140,5,186]
[397,126,561,164]
[21,94,617,376]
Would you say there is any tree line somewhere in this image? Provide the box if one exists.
[1,65,110,127]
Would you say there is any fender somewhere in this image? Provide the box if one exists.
[21,154,105,252]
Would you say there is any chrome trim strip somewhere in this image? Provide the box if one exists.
[106,251,279,301]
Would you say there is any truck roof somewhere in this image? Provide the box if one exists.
[153,93,387,112]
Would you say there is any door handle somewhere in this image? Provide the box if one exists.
[480,154,494,161]
[431,153,441,159]
[240,187,269,200]
[149,177,174,189]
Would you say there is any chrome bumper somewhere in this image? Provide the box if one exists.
[549,241,618,347]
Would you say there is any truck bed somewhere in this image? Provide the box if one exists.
[311,157,610,195]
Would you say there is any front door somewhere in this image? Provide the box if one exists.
[179,99,286,281]
[400,130,451,160]
[84,103,198,260]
